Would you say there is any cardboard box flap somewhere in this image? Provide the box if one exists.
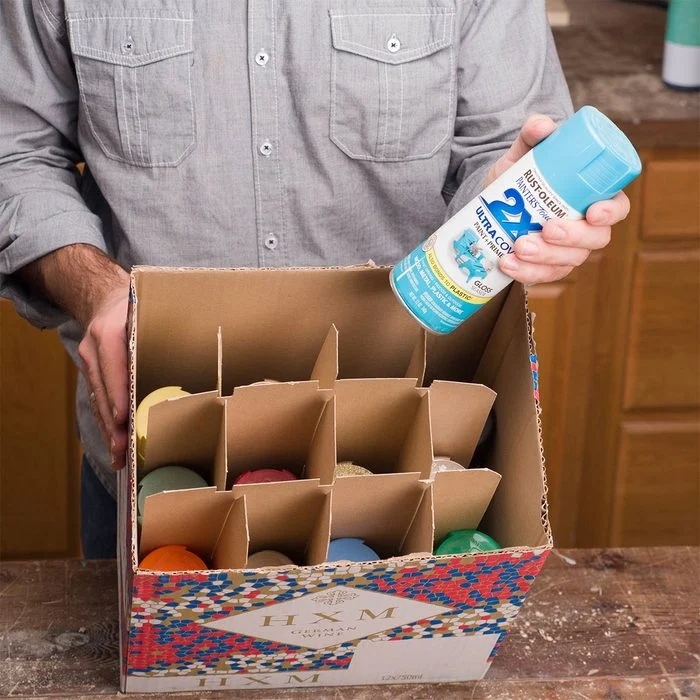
[310,324,339,389]
[139,487,234,560]
[211,496,249,570]
[475,285,550,549]
[432,469,502,545]
[402,485,435,556]
[428,381,497,468]
[225,382,333,485]
[330,473,426,558]
[334,378,424,475]
[142,391,223,480]
[231,479,327,565]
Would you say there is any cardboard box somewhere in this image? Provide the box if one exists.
[118,265,551,693]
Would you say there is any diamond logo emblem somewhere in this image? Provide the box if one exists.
[203,585,452,650]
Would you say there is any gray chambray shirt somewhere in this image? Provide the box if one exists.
[0,0,572,498]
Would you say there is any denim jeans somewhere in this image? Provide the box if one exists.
[80,456,117,559]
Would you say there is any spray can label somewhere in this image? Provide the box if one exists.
[391,151,582,334]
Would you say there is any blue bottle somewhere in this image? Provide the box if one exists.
[391,106,642,334]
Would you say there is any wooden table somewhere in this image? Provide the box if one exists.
[1,548,697,699]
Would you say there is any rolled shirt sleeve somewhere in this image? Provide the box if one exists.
[0,0,108,328]
[443,0,574,219]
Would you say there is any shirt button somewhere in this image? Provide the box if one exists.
[259,141,273,156]
[121,36,135,54]
[255,50,269,66]
[264,234,278,250]
[387,33,401,53]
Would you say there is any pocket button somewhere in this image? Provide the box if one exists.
[121,36,134,54]
[387,33,401,53]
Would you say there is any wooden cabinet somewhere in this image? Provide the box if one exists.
[0,300,82,558]
[529,148,700,548]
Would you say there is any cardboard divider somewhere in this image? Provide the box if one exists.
[136,315,220,403]
[423,286,510,386]
[428,381,497,470]
[405,329,427,384]
[216,326,223,395]
[310,325,339,389]
[225,382,335,487]
[402,484,435,556]
[330,473,429,559]
[141,391,225,488]
[431,469,502,549]
[222,322,339,391]
[232,480,331,566]
[334,379,433,478]
[211,496,249,570]
[338,327,426,384]
[134,267,426,391]
[139,487,235,564]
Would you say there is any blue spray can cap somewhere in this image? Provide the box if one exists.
[534,106,642,214]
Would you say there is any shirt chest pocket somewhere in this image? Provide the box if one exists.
[68,12,195,167]
[330,6,456,162]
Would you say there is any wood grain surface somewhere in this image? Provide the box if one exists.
[0,548,697,698]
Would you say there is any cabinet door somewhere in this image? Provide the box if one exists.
[577,149,700,547]
[0,300,81,558]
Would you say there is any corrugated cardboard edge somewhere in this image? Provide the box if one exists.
[524,290,554,550]
[119,273,140,692]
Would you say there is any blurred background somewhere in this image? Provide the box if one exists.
[1,0,698,558]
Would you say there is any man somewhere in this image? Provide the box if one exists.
[0,1,630,558]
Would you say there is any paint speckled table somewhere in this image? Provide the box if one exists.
[0,548,697,699]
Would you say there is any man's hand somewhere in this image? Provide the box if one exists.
[485,115,631,285]
[78,284,130,469]
[18,244,130,469]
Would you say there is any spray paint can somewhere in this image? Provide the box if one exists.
[663,0,700,90]
[390,106,642,335]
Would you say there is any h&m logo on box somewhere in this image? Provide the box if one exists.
[204,585,453,649]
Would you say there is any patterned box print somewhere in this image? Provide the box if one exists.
[127,549,548,678]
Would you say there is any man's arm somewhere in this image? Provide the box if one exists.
[18,244,128,330]
[447,0,629,284]
[17,245,130,468]
[0,2,111,324]
[0,3,128,466]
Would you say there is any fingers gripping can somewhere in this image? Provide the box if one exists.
[390,106,642,334]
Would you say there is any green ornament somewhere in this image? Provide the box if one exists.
[435,529,501,555]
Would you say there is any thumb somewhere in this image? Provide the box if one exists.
[509,114,558,161]
[485,115,558,187]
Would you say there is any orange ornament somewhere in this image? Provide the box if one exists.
[139,545,208,571]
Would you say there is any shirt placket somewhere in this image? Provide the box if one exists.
[248,0,286,266]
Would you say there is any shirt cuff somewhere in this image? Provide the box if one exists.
[0,210,109,329]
